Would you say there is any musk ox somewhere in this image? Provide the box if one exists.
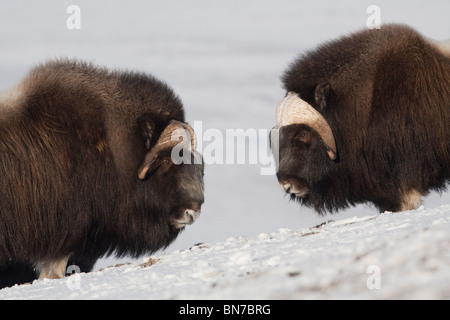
[0,59,204,288]
[272,24,450,214]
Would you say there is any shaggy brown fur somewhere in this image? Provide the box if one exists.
[277,24,450,214]
[0,59,204,288]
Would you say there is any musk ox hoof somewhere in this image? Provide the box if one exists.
[36,255,70,280]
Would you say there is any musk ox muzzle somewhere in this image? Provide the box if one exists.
[170,203,202,229]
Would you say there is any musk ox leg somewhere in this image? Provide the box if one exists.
[400,188,422,212]
[67,254,98,273]
[0,263,38,289]
[37,255,70,280]
[376,188,422,213]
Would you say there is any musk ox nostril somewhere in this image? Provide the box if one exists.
[170,208,201,229]
[279,180,308,198]
[185,209,201,224]
[281,183,292,194]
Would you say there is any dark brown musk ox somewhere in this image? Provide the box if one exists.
[0,59,204,288]
[271,24,450,214]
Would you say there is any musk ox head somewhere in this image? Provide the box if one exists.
[138,119,204,230]
[271,91,338,210]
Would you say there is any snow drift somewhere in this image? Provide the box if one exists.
[1,205,449,300]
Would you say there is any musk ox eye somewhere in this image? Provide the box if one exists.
[159,157,174,171]
[297,131,310,142]
[144,157,173,177]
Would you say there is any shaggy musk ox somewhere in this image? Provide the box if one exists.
[0,60,204,288]
[272,24,450,214]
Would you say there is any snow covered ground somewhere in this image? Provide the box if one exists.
[0,1,449,299]
[1,205,449,299]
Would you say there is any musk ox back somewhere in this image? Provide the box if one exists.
[273,24,450,214]
[0,60,204,287]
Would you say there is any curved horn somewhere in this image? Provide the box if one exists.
[179,122,197,150]
[276,91,337,160]
[137,120,197,180]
